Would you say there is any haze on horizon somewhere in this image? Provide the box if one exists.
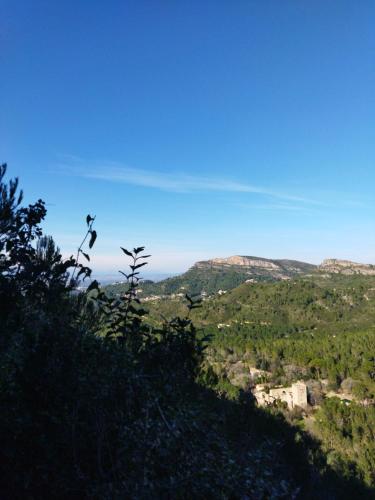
[1,1,375,275]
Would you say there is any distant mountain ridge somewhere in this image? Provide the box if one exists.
[105,255,375,298]
[195,255,316,278]
[105,254,316,298]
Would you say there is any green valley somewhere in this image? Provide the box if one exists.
[141,272,375,489]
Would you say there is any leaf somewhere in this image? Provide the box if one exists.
[133,246,145,254]
[86,214,94,226]
[77,265,92,280]
[121,247,133,257]
[140,254,151,259]
[129,266,142,273]
[133,262,147,270]
[89,230,97,249]
[83,268,92,280]
[81,251,90,261]
[86,280,99,292]
[77,266,86,278]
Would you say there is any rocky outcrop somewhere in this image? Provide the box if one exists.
[194,255,316,277]
[319,259,375,275]
[208,256,281,269]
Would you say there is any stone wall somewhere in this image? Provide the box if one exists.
[254,381,307,410]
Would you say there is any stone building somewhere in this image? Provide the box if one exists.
[254,381,307,410]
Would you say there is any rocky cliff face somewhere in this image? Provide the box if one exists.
[208,256,280,269]
[319,259,375,275]
[194,255,316,279]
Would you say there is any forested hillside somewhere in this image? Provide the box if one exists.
[145,276,375,488]
[146,278,375,394]
[1,165,374,498]
[105,255,316,298]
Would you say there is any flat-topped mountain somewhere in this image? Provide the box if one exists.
[196,256,281,269]
[319,258,375,275]
[105,255,316,298]
[195,255,316,278]
[105,254,375,299]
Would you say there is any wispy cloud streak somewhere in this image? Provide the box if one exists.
[237,202,316,213]
[57,160,322,206]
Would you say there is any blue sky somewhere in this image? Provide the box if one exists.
[1,1,375,276]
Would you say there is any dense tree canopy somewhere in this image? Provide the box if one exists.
[0,164,373,498]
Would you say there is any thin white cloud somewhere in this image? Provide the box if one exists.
[56,160,321,206]
[237,202,317,214]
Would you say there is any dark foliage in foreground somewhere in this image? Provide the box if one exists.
[0,164,372,499]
